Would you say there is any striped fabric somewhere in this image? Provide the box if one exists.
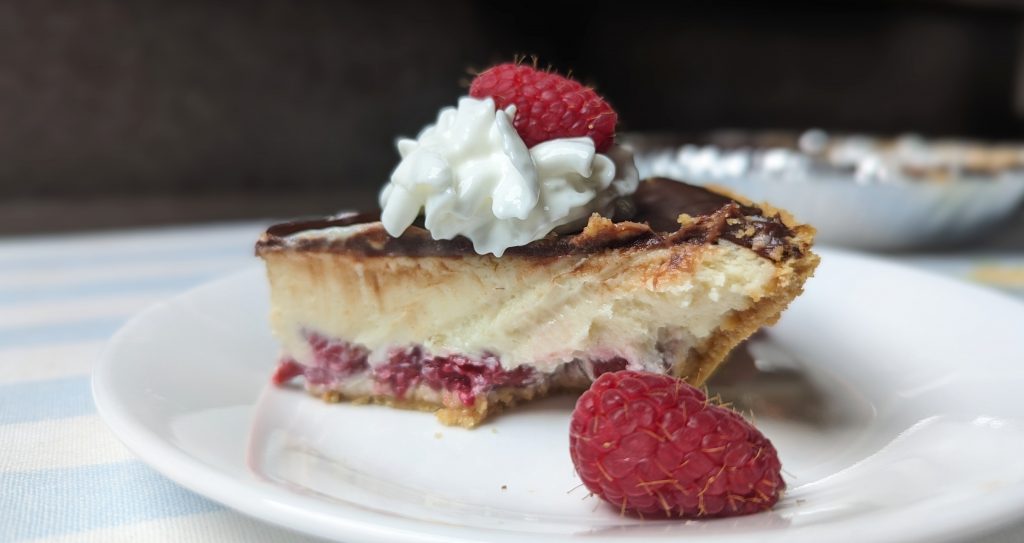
[0,222,1020,542]
[0,223,322,542]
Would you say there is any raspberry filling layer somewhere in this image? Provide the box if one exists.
[272,331,631,407]
[274,331,541,406]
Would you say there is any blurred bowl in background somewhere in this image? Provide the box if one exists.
[626,131,1024,251]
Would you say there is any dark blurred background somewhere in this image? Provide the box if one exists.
[3,0,1024,233]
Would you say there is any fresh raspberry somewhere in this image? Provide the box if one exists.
[569,371,784,518]
[469,63,618,152]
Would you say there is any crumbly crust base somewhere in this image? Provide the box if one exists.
[317,382,553,428]
[678,233,819,386]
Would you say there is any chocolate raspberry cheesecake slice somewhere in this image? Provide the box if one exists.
[256,62,818,426]
[257,178,817,427]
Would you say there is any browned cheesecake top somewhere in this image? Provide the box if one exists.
[257,178,811,261]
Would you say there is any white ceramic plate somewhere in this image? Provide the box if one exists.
[93,248,1024,543]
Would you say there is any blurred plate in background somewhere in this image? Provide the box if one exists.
[628,131,1024,251]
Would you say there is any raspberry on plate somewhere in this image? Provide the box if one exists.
[469,62,618,152]
[569,371,785,518]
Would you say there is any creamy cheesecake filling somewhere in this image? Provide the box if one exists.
[264,241,776,376]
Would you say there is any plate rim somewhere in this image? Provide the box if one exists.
[92,247,1024,543]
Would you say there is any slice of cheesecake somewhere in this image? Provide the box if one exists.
[256,178,818,427]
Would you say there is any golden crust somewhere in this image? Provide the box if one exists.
[681,247,819,385]
[704,183,813,235]
[319,382,554,428]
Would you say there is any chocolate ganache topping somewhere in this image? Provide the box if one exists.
[258,178,804,261]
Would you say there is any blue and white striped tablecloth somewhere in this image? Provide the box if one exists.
[0,223,324,543]
[0,222,1021,542]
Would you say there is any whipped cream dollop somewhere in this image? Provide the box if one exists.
[379,96,638,256]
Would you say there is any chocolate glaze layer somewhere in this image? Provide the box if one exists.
[258,178,804,261]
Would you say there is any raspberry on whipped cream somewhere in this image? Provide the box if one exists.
[470,62,618,151]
